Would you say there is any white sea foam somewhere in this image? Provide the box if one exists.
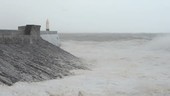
[146,35,170,51]
[0,35,170,96]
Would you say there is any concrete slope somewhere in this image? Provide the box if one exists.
[0,39,86,86]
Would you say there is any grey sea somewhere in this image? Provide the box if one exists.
[59,33,169,41]
[1,33,170,96]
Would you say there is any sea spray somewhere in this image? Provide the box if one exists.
[146,35,170,51]
[1,34,170,96]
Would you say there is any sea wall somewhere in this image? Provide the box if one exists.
[41,31,60,46]
[0,35,41,44]
[0,30,22,35]
[0,38,85,86]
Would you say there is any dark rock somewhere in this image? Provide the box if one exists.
[0,39,86,86]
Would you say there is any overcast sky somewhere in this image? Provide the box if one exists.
[0,0,170,33]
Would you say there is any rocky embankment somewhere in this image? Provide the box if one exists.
[0,39,86,86]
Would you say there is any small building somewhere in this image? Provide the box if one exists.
[18,25,41,39]
[0,25,41,44]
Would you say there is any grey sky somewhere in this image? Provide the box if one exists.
[0,0,170,33]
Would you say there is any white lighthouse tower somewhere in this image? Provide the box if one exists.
[46,19,50,31]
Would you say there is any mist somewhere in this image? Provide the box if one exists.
[146,35,170,51]
[0,0,170,33]
[0,34,170,96]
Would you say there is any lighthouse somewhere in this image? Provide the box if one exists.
[46,19,50,31]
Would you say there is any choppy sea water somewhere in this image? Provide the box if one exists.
[0,33,170,96]
[59,33,168,41]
